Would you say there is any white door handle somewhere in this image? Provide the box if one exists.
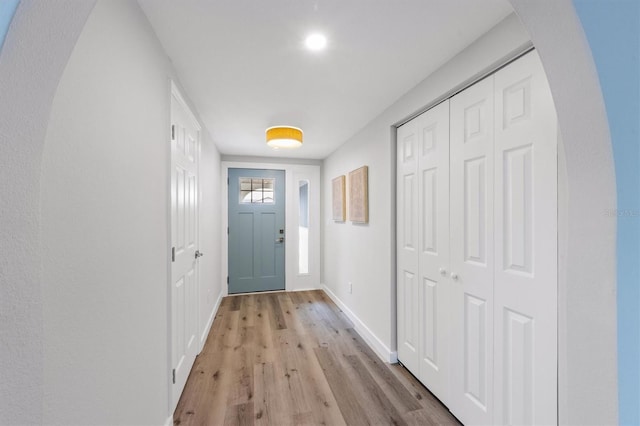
[439,267,447,276]
[450,272,459,280]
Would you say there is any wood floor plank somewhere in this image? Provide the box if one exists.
[344,354,407,426]
[219,296,231,310]
[344,327,422,413]
[224,402,255,426]
[173,351,231,426]
[229,295,242,311]
[174,290,458,426]
[313,346,369,426]
[278,293,308,336]
[310,291,353,331]
[288,290,307,305]
[253,361,292,426]
[389,364,461,424]
[291,298,317,330]
[266,293,287,330]
[295,297,345,351]
[254,293,268,312]
[276,350,312,417]
[301,300,357,359]
[283,345,346,426]
[221,310,240,351]
[403,407,459,426]
[199,308,226,356]
[226,326,255,406]
[292,412,315,425]
[254,298,276,365]
[239,294,256,327]
[314,291,349,319]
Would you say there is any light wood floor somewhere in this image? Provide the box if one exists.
[174,290,459,426]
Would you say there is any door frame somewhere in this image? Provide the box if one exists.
[168,81,201,413]
[221,160,321,296]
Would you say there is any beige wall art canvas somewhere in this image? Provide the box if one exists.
[332,175,346,222]
[349,166,368,223]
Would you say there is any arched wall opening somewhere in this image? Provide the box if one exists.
[0,0,619,424]
[0,2,97,423]
[508,1,618,424]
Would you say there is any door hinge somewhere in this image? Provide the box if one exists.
[227,227,229,235]
[171,247,175,262]
[227,177,229,185]
[171,125,175,140]
[172,368,176,384]
[227,276,229,285]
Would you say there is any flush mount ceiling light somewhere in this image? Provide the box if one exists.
[266,126,303,149]
[305,33,327,51]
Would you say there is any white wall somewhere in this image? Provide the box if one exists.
[321,14,531,362]
[40,1,221,423]
[200,131,223,347]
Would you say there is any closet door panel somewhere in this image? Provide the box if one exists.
[415,100,451,405]
[396,51,558,426]
[493,51,558,426]
[450,76,495,426]
[397,120,420,373]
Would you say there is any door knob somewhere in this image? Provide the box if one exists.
[439,267,447,276]
[195,250,204,259]
[450,272,459,280]
[276,237,285,243]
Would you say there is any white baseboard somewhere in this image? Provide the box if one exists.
[288,287,322,292]
[321,284,398,364]
[164,414,173,426]
[200,290,223,352]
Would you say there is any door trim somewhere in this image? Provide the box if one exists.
[393,44,534,129]
[221,161,321,296]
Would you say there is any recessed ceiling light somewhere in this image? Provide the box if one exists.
[305,33,327,51]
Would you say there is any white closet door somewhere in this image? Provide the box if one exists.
[415,100,451,405]
[493,51,557,426]
[450,76,495,426]
[397,119,420,373]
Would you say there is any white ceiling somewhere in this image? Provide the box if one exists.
[138,0,513,159]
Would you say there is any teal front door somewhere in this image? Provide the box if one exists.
[228,168,286,294]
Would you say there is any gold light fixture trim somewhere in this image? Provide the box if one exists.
[266,126,303,149]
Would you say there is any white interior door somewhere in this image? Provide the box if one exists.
[171,87,200,411]
[450,76,495,426]
[493,51,558,425]
[415,100,451,406]
[397,118,420,374]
